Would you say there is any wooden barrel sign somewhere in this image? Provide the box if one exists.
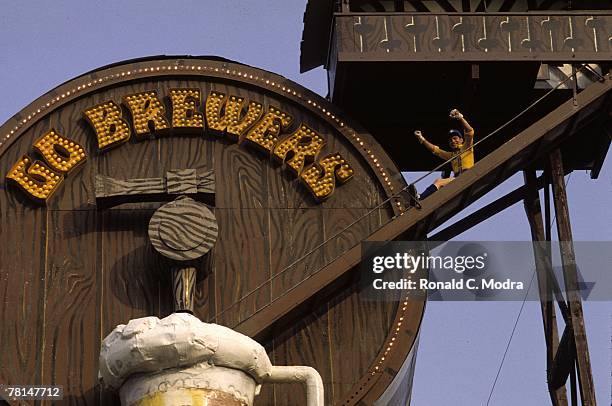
[0,57,424,405]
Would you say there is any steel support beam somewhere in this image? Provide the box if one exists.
[475,0,492,11]
[499,0,519,12]
[549,148,597,406]
[590,123,611,179]
[523,169,568,406]
[429,179,535,241]
[549,326,576,390]
[406,0,430,12]
[436,0,457,12]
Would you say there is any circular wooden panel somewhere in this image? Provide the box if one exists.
[148,196,218,261]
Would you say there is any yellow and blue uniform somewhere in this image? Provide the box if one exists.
[429,128,474,176]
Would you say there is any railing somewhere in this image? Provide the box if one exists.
[331,12,612,61]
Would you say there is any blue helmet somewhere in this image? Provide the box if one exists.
[448,129,463,139]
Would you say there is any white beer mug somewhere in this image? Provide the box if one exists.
[99,313,324,406]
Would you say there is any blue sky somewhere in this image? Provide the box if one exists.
[1,1,610,404]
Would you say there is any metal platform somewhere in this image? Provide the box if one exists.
[300,2,611,173]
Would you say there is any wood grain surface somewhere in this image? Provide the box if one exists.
[0,206,46,394]
[0,69,405,405]
[41,210,101,405]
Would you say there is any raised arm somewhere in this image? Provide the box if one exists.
[414,130,452,160]
[450,109,474,146]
